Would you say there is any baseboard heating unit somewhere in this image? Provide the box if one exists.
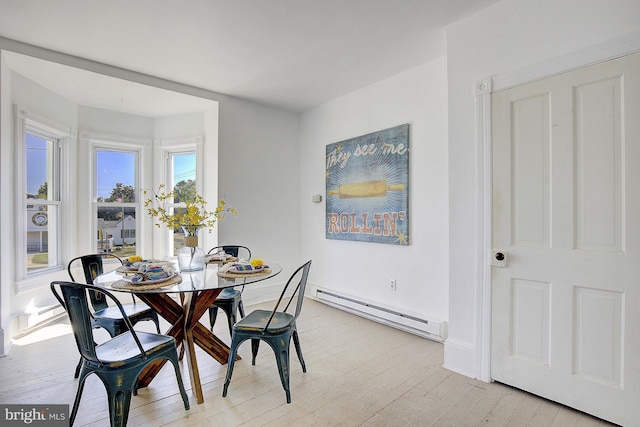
[315,289,447,342]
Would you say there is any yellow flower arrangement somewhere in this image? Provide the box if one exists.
[143,184,237,234]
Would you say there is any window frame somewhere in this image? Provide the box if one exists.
[152,136,203,259]
[14,106,71,281]
[92,143,142,255]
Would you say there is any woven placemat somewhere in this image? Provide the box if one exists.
[217,267,272,279]
[111,274,183,290]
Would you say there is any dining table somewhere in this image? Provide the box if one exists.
[93,260,282,404]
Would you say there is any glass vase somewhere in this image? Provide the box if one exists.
[178,225,205,272]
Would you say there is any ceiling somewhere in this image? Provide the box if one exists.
[0,0,500,114]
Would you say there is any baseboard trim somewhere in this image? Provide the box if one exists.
[443,338,478,379]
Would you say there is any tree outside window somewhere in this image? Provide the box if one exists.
[95,149,138,256]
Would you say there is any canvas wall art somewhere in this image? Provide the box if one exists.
[325,123,409,245]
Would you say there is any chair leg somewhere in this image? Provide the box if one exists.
[74,357,83,378]
[107,387,133,427]
[169,357,190,410]
[70,372,89,426]
[273,343,292,403]
[152,315,161,334]
[209,306,219,331]
[224,305,237,337]
[251,338,260,365]
[222,337,241,397]
[238,299,245,318]
[292,330,307,372]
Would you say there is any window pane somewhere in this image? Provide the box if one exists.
[97,150,137,202]
[26,133,56,201]
[173,207,187,254]
[171,153,196,255]
[172,153,196,203]
[26,205,58,272]
[25,129,60,275]
[97,206,137,257]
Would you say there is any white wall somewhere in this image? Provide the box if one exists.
[79,106,154,139]
[217,95,302,302]
[445,0,640,378]
[299,58,449,324]
[154,112,205,140]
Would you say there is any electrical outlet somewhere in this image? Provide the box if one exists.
[390,279,396,291]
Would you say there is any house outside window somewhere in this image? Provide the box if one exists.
[95,148,139,257]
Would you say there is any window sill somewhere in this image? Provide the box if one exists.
[16,266,67,293]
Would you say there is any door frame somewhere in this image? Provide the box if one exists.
[474,31,640,383]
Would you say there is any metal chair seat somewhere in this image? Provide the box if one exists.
[235,309,295,334]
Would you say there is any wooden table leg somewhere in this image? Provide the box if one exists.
[182,291,204,403]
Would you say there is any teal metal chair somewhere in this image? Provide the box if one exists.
[222,260,312,403]
[51,281,190,427]
[206,245,251,334]
[68,253,161,377]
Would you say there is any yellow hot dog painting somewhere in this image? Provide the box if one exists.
[325,124,409,244]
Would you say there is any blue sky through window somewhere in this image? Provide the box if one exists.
[173,153,196,187]
[26,133,47,197]
[96,150,136,199]
[26,140,196,200]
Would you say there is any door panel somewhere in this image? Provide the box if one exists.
[575,76,623,251]
[511,94,550,248]
[491,52,640,426]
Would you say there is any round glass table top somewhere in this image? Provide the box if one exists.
[93,261,282,294]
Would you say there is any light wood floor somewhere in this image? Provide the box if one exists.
[0,299,616,427]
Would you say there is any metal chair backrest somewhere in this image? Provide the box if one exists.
[50,281,137,364]
[208,245,252,260]
[68,254,123,312]
[264,260,312,332]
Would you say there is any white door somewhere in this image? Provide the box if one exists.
[491,52,640,426]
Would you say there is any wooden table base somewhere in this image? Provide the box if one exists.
[134,289,240,404]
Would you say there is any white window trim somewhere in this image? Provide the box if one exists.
[14,105,74,290]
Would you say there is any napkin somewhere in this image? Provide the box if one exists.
[219,262,268,273]
[205,249,237,262]
[128,264,174,283]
